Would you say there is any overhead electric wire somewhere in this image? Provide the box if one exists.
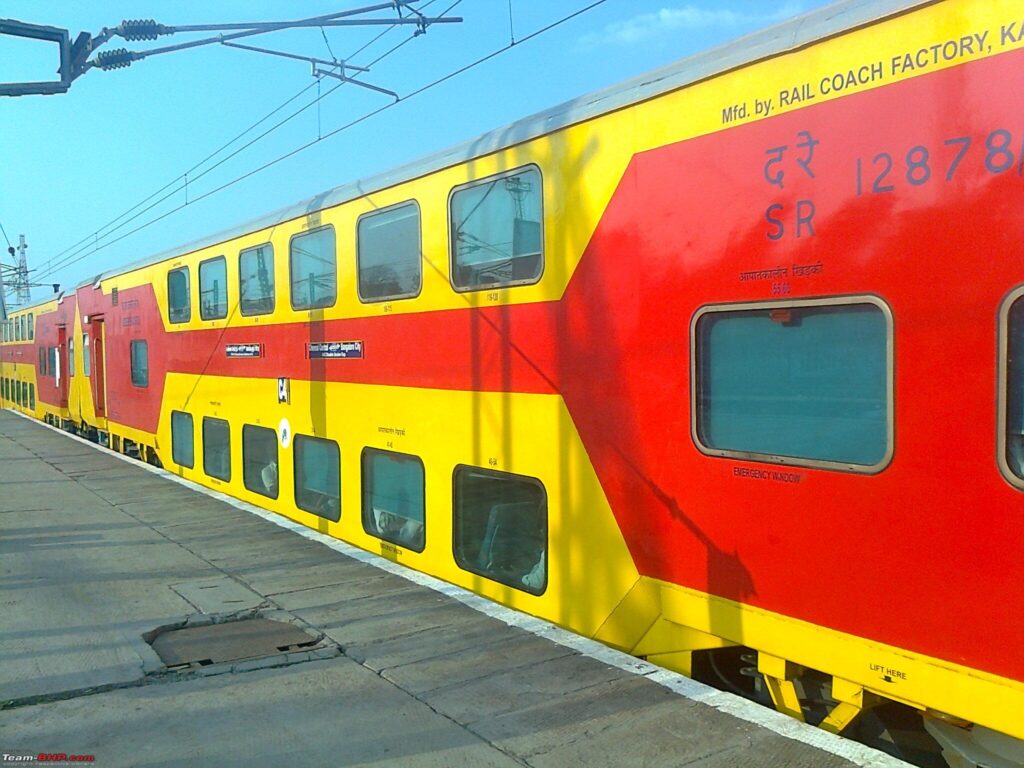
[41,0,607,282]
[42,1,443,280]
[0,221,11,250]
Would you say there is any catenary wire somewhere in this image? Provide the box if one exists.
[41,0,447,280]
[40,1,606,282]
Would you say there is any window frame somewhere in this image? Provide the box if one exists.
[998,285,1024,490]
[451,464,548,595]
[288,225,338,311]
[242,424,279,500]
[293,434,341,522]
[170,410,195,469]
[689,294,895,475]
[167,266,191,324]
[238,242,276,317]
[130,339,149,388]
[198,255,229,321]
[447,164,545,293]
[202,416,231,482]
[360,447,426,552]
[356,200,423,304]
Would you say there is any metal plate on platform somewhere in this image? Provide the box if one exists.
[149,619,318,667]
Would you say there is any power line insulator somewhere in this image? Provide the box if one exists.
[94,49,135,70]
[120,19,163,41]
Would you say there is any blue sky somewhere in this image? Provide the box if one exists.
[1,1,830,303]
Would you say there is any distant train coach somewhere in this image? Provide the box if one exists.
[2,1,1022,766]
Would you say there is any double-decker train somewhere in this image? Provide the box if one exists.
[3,1,1023,764]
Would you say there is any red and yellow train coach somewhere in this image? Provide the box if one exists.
[4,0,1023,763]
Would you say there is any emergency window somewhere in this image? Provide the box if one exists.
[199,256,228,321]
[168,267,191,323]
[290,227,336,310]
[203,417,231,482]
[294,435,340,522]
[453,466,547,594]
[361,449,425,552]
[450,166,543,291]
[130,340,148,387]
[357,203,422,302]
[242,424,278,499]
[694,300,891,470]
[239,244,275,316]
[171,411,194,469]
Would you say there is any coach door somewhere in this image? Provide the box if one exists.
[57,324,68,407]
[91,317,106,418]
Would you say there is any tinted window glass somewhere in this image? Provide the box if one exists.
[171,410,194,469]
[695,302,889,467]
[27,314,32,340]
[290,227,336,310]
[68,338,75,377]
[82,334,91,376]
[15,380,20,405]
[453,466,547,594]
[14,318,21,341]
[130,340,148,387]
[358,203,421,302]
[450,167,543,291]
[203,417,231,481]
[361,449,425,551]
[28,383,34,409]
[239,244,275,316]
[168,267,191,323]
[39,347,47,375]
[294,435,340,521]
[243,425,278,499]
[1005,296,1024,480]
[199,256,228,320]
[48,347,57,378]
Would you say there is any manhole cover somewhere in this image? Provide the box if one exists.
[149,618,319,668]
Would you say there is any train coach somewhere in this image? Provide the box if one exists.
[3,0,1023,765]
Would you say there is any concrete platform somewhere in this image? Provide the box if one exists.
[0,411,907,768]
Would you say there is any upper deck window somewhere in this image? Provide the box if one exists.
[357,202,422,302]
[239,244,275,316]
[290,227,336,310]
[168,267,191,324]
[14,317,21,342]
[450,166,543,291]
[199,256,228,321]
[693,298,892,472]
[27,314,32,340]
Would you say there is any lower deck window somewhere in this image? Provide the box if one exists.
[361,449,425,552]
[28,384,34,409]
[453,466,547,594]
[294,435,340,521]
[694,300,891,470]
[243,425,279,499]
[130,340,148,387]
[171,411,194,468]
[203,417,231,481]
